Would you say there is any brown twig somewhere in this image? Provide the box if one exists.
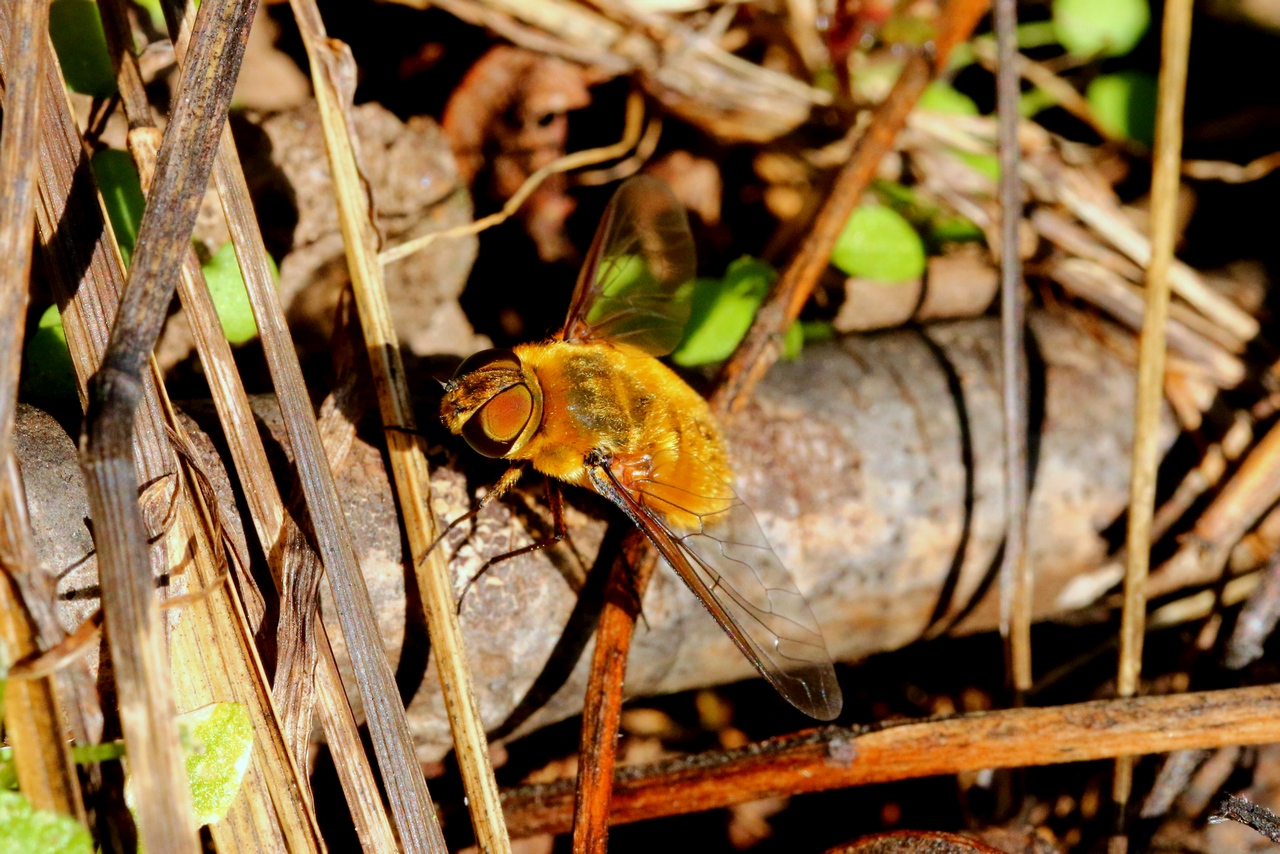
[18,23,177,848]
[1113,0,1195,826]
[711,0,990,415]
[569,0,989,837]
[0,0,84,822]
[103,0,400,844]
[503,684,1280,837]
[570,530,657,853]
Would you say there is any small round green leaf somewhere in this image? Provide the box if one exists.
[203,241,276,344]
[90,150,146,266]
[1087,71,1157,147]
[49,0,118,97]
[1053,0,1150,57]
[831,206,926,283]
[179,703,254,826]
[672,257,776,367]
[0,791,93,854]
[917,81,979,116]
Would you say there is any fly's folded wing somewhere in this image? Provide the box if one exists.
[560,175,696,356]
[590,461,843,721]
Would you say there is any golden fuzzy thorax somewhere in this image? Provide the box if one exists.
[507,340,732,530]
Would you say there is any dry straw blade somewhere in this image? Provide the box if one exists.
[0,0,84,822]
[287,1,510,850]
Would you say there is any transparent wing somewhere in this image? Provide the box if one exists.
[590,460,843,721]
[561,175,696,356]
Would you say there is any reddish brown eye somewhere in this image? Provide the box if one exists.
[463,384,533,458]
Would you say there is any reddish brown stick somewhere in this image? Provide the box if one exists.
[509,684,1280,837]
[569,0,991,840]
[711,0,990,415]
[570,530,657,853]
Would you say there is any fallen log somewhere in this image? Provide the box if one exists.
[22,309,1170,760]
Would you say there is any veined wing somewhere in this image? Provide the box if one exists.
[589,459,843,721]
[560,176,696,356]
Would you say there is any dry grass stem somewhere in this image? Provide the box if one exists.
[118,119,323,851]
[994,0,1032,698]
[0,0,84,820]
[287,0,506,850]
[1113,0,1195,819]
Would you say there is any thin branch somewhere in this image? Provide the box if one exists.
[1113,0,1195,820]
[148,0,446,847]
[994,0,1031,699]
[566,1,990,835]
[501,684,1280,838]
[570,531,657,854]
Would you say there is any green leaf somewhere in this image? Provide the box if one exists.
[0,791,93,854]
[49,0,118,97]
[90,150,147,266]
[672,257,775,367]
[180,703,254,826]
[124,703,253,826]
[202,241,276,344]
[1087,71,1157,147]
[831,205,926,283]
[1053,0,1149,57]
[917,81,979,116]
[21,306,78,405]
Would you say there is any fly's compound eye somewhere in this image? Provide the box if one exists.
[462,384,534,458]
[452,347,521,380]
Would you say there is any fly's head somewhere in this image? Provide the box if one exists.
[441,348,543,458]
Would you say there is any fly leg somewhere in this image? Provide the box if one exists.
[456,478,567,614]
[421,463,526,567]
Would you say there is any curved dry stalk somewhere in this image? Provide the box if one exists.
[380,88,650,266]
[1182,151,1280,183]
